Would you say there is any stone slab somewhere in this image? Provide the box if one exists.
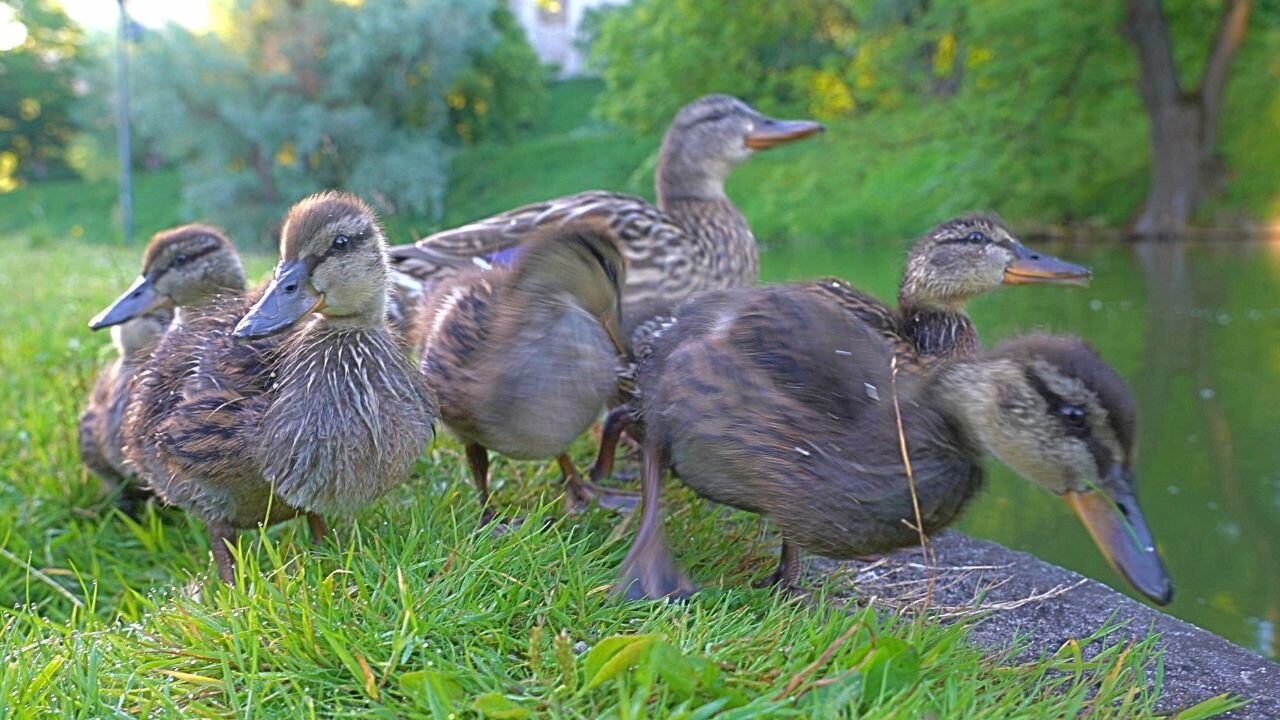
[808,531,1280,718]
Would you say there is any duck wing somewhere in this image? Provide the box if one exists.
[390,191,690,337]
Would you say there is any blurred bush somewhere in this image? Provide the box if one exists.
[118,0,545,244]
[446,5,549,145]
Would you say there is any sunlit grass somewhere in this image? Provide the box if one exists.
[0,239,1249,717]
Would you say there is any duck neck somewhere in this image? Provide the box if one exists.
[924,356,1018,460]
[655,142,732,207]
[896,294,979,362]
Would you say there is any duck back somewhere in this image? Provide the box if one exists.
[641,285,983,560]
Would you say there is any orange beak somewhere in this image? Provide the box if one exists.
[1064,487,1173,605]
[744,117,825,150]
[1003,244,1092,287]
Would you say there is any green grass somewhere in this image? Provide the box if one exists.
[0,241,1247,716]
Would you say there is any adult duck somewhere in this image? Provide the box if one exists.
[389,95,824,341]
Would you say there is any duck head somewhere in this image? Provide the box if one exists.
[658,95,824,201]
[938,335,1173,605]
[234,192,389,339]
[898,214,1091,309]
[89,225,245,330]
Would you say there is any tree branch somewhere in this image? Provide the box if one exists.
[1123,0,1183,109]
[1199,0,1252,131]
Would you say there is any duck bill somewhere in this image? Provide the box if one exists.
[1064,487,1173,605]
[233,261,324,339]
[89,275,166,330]
[744,117,825,150]
[1003,245,1092,287]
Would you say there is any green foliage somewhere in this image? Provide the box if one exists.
[588,0,855,131]
[127,0,508,244]
[446,5,550,145]
[0,0,84,187]
[588,0,1280,230]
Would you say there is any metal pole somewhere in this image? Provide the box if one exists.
[115,0,133,243]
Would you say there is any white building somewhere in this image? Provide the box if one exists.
[508,0,629,77]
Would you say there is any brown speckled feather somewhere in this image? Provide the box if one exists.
[79,309,173,502]
[417,227,625,462]
[803,277,977,370]
[126,288,435,528]
[637,285,982,560]
[392,191,755,339]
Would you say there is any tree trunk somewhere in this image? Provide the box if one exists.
[1123,0,1252,238]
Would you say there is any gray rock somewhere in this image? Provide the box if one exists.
[808,531,1280,719]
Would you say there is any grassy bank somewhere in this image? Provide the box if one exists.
[0,244,1245,713]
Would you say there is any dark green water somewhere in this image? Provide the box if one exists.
[760,237,1280,660]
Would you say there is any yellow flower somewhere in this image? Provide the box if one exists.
[275,141,296,167]
[810,71,854,118]
[18,98,40,121]
[967,46,994,66]
[933,33,956,76]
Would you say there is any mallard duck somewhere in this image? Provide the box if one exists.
[617,284,1172,606]
[125,192,436,583]
[589,213,1091,481]
[88,224,248,331]
[416,221,636,519]
[83,225,247,512]
[388,95,824,341]
[78,308,172,515]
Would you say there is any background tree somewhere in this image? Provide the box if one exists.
[0,0,84,189]
[1124,0,1254,237]
[587,0,1278,237]
[129,0,544,243]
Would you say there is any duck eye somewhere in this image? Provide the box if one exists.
[173,253,188,266]
[333,235,349,249]
[1059,404,1088,432]
[965,231,988,243]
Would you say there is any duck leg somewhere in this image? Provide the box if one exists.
[209,522,237,584]
[307,513,330,544]
[614,438,695,601]
[465,443,496,525]
[753,540,806,595]
[559,454,639,513]
[588,405,635,484]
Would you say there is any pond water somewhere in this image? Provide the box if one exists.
[760,236,1280,660]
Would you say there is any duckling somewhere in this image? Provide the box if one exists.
[125,192,436,583]
[589,213,1091,482]
[88,224,248,332]
[82,225,247,511]
[417,222,636,520]
[807,213,1091,366]
[617,284,1173,606]
[78,308,172,515]
[389,95,824,342]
